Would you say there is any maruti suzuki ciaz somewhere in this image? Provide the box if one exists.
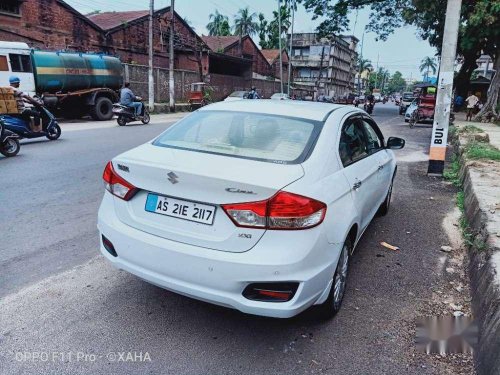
[98,100,404,319]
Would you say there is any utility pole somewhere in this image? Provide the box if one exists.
[148,0,154,110]
[374,53,379,89]
[169,0,175,112]
[287,0,295,96]
[357,27,365,94]
[278,0,283,94]
[428,0,462,175]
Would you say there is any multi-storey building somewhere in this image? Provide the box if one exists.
[289,33,358,99]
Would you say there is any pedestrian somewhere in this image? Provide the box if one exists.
[454,94,464,112]
[465,92,479,121]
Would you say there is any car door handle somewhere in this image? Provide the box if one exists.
[378,165,384,170]
[353,181,362,190]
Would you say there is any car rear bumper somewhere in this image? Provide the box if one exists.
[98,194,341,318]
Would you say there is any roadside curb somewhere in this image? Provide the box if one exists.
[453,133,500,375]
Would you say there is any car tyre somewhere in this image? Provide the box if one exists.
[377,173,395,216]
[314,237,351,320]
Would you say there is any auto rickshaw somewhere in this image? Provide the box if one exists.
[188,82,210,111]
[408,84,437,128]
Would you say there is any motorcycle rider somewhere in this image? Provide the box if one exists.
[120,82,143,117]
[364,90,375,113]
[9,76,42,128]
[247,86,261,99]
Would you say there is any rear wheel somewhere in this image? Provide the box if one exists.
[46,124,61,140]
[314,237,351,319]
[377,176,394,216]
[0,137,20,157]
[90,97,113,121]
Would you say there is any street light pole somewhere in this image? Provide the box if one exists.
[278,0,283,94]
[428,0,462,175]
[287,0,295,96]
[169,0,175,112]
[148,0,154,111]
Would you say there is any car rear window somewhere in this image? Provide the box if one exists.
[153,110,323,164]
[403,93,414,100]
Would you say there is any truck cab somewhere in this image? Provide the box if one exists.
[0,42,36,96]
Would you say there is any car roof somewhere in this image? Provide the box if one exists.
[200,99,360,121]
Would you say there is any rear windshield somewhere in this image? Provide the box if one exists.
[403,93,414,100]
[153,110,323,164]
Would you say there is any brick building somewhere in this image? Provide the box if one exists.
[261,49,290,84]
[0,0,106,51]
[88,8,209,76]
[201,35,273,78]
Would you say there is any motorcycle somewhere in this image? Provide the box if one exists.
[364,101,375,115]
[113,100,150,126]
[0,105,61,141]
[0,118,20,157]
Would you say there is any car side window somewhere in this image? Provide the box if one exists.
[361,120,382,154]
[339,119,369,167]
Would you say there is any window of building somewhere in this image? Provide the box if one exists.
[0,0,21,16]
[9,54,33,73]
[0,56,9,71]
[298,68,311,78]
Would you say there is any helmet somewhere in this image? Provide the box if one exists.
[251,86,256,90]
[9,76,21,84]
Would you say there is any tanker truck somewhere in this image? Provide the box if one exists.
[0,41,122,120]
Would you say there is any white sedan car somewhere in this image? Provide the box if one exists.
[98,100,405,319]
[270,93,291,100]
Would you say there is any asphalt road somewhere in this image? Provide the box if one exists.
[0,104,464,374]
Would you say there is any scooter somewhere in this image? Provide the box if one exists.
[0,106,61,141]
[113,100,150,126]
[0,119,20,157]
[364,101,375,115]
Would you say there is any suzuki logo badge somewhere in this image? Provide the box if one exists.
[167,171,179,184]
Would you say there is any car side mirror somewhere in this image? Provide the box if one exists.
[386,137,405,149]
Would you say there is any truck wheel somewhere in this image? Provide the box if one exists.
[90,97,113,121]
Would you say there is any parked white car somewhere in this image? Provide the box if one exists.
[270,93,291,100]
[224,91,248,101]
[98,100,405,319]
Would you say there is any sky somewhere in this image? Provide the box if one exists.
[65,0,437,79]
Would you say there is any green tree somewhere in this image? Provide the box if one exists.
[300,0,499,116]
[233,7,259,37]
[387,71,406,93]
[356,57,373,75]
[257,13,269,48]
[265,4,292,49]
[206,10,231,36]
[419,56,437,82]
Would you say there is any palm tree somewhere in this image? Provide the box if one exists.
[420,56,437,83]
[206,10,229,36]
[233,7,258,37]
[356,58,372,92]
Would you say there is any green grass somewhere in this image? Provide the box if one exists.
[443,157,461,187]
[465,142,500,161]
[459,125,484,134]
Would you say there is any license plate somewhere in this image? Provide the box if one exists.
[145,193,216,225]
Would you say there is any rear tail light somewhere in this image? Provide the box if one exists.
[222,191,326,230]
[102,161,138,201]
[242,282,299,302]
